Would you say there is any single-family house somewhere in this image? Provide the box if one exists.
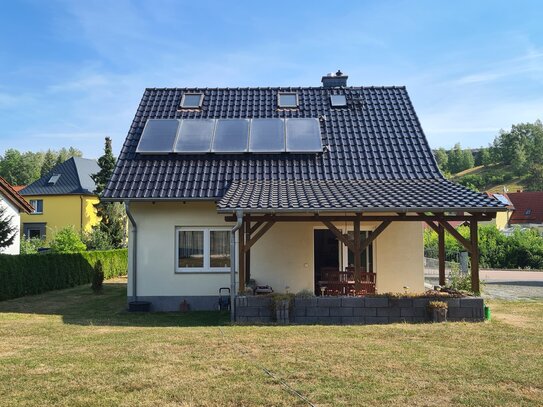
[102,72,506,314]
[505,191,543,234]
[0,177,34,254]
[19,157,101,240]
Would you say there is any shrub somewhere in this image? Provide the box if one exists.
[50,227,86,253]
[91,260,105,294]
[83,228,114,251]
[295,289,315,298]
[0,249,127,300]
[20,237,46,254]
[428,300,448,309]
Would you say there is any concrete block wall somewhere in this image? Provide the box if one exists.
[235,296,484,324]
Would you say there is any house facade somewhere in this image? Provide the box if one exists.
[0,177,33,254]
[103,72,506,313]
[19,157,100,241]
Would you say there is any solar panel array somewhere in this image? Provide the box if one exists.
[136,118,322,154]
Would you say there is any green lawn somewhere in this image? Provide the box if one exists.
[0,280,542,406]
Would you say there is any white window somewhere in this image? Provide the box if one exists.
[180,93,204,109]
[176,227,231,272]
[29,199,43,214]
[330,94,347,107]
[278,92,298,108]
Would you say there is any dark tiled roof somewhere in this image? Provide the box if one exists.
[20,157,99,196]
[218,179,504,212]
[507,192,543,224]
[0,176,33,213]
[103,86,506,212]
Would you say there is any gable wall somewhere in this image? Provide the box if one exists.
[0,194,21,254]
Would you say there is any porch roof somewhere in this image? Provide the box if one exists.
[217,179,506,213]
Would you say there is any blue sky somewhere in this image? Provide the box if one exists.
[1,0,543,158]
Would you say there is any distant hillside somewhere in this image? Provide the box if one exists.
[450,163,527,193]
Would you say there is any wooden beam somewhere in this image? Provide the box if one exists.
[225,214,488,223]
[238,217,245,293]
[437,219,473,253]
[438,224,446,286]
[424,220,440,234]
[250,221,264,234]
[244,221,275,252]
[470,220,480,293]
[321,220,354,252]
[360,220,391,252]
[353,214,362,292]
[244,218,251,285]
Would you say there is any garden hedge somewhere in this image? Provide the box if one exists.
[0,249,128,301]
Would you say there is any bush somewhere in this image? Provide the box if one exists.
[20,237,46,254]
[91,260,104,294]
[0,249,127,301]
[50,227,86,253]
[83,228,113,251]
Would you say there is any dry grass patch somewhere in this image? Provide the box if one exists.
[0,283,542,406]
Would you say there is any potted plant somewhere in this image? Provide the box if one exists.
[428,300,448,322]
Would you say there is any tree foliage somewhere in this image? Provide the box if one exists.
[92,137,127,248]
[0,147,82,185]
[0,205,17,249]
[434,143,475,174]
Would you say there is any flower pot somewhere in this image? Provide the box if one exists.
[432,308,447,322]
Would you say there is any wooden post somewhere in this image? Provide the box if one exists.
[354,214,361,292]
[438,223,446,286]
[238,217,245,293]
[470,220,480,293]
[244,219,251,285]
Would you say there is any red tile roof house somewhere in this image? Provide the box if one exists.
[0,177,34,254]
[506,191,543,233]
[102,72,507,322]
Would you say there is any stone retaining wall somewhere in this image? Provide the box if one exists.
[235,296,484,324]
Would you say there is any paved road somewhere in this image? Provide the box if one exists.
[480,270,543,300]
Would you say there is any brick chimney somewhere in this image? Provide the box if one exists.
[321,70,348,88]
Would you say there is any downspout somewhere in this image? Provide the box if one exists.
[230,210,243,322]
[80,196,84,232]
[124,201,137,302]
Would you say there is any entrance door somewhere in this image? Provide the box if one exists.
[314,229,339,294]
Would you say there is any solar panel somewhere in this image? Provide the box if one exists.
[212,119,249,153]
[249,119,285,153]
[285,118,322,152]
[175,119,215,153]
[136,119,180,154]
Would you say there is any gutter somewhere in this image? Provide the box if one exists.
[124,201,138,302]
[230,210,243,322]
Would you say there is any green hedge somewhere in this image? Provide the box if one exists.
[0,249,128,301]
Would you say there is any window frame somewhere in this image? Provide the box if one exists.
[175,227,231,273]
[29,199,43,215]
[330,94,347,107]
[180,93,204,109]
[277,92,299,108]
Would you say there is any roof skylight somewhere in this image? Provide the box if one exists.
[330,94,347,107]
[278,92,298,108]
[48,174,61,185]
[180,93,204,109]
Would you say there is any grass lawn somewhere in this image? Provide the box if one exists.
[1,280,542,406]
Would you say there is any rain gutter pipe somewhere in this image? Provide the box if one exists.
[230,210,244,322]
[125,201,137,302]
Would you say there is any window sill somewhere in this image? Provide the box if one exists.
[30,213,43,215]
[175,269,233,274]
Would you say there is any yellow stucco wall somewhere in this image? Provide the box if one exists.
[128,202,425,297]
[20,194,100,240]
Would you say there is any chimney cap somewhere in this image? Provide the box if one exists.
[321,70,348,88]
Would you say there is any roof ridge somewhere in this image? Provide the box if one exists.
[144,86,407,91]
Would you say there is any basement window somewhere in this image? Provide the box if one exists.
[176,227,231,272]
[278,92,298,108]
[180,93,204,109]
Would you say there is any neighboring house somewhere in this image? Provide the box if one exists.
[103,72,506,312]
[19,157,100,241]
[505,191,543,234]
[486,193,514,230]
[0,177,33,254]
